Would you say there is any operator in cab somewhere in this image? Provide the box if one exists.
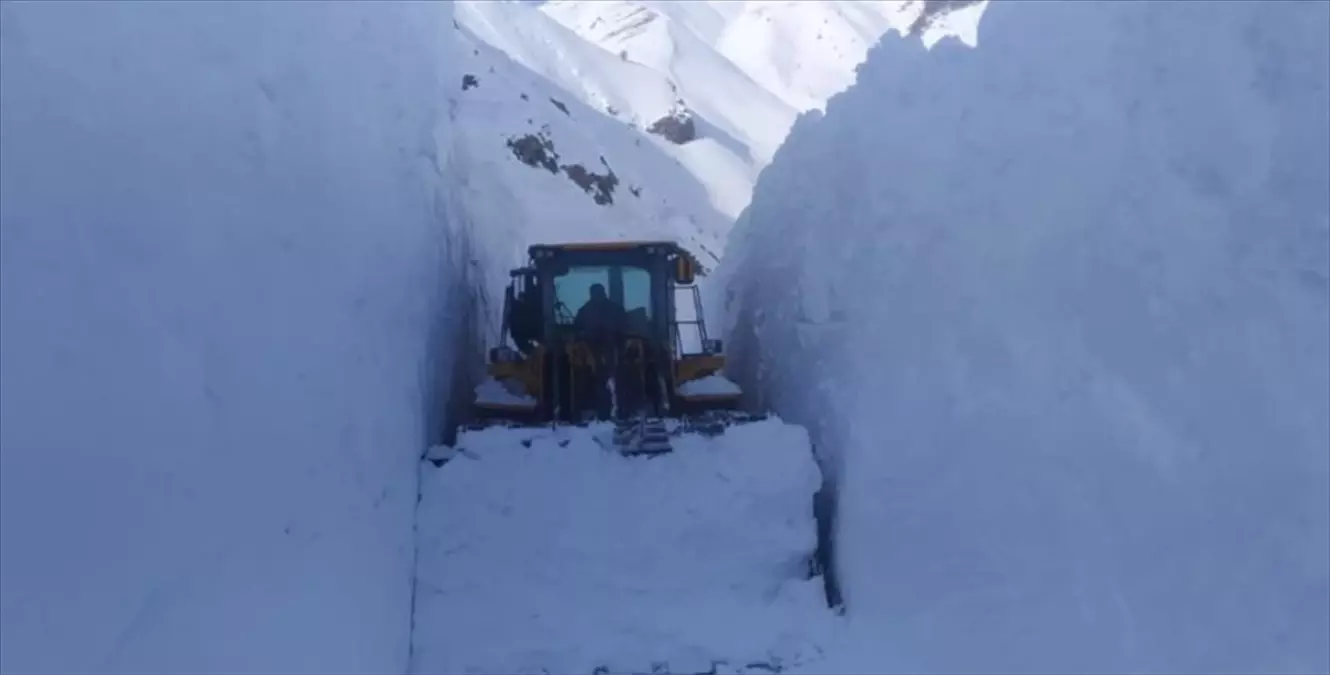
[574,282,628,419]
[574,283,627,338]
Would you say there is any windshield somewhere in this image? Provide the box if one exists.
[554,266,609,323]
[552,264,653,326]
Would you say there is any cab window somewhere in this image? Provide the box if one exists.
[553,265,610,323]
[622,266,652,318]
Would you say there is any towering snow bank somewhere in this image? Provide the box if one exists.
[721,1,1329,672]
[0,3,462,672]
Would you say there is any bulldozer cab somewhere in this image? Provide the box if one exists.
[480,241,733,426]
[538,245,669,345]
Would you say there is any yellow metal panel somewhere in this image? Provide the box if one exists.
[486,346,545,403]
[674,354,725,386]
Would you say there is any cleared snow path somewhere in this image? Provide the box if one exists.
[410,419,839,674]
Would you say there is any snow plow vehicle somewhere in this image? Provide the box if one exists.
[466,240,760,455]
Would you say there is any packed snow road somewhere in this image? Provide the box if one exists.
[409,418,839,674]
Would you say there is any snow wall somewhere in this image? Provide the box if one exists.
[720,1,1329,673]
[0,3,472,672]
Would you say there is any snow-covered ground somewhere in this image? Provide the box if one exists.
[411,419,836,674]
[0,2,466,672]
[721,0,1329,672]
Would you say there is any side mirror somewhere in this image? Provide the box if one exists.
[674,255,696,285]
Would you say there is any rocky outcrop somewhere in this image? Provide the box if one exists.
[647,109,696,144]
[647,84,697,145]
[506,131,560,174]
[562,157,619,206]
[506,130,620,206]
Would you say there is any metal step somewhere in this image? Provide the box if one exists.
[613,417,674,456]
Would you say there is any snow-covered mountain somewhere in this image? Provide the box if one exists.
[448,3,729,300]
[449,0,977,250]
[543,0,913,114]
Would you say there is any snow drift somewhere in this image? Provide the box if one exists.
[0,3,464,672]
[721,1,1329,672]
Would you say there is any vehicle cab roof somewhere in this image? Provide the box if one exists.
[526,241,705,276]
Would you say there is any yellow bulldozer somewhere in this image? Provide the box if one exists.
[467,240,760,454]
